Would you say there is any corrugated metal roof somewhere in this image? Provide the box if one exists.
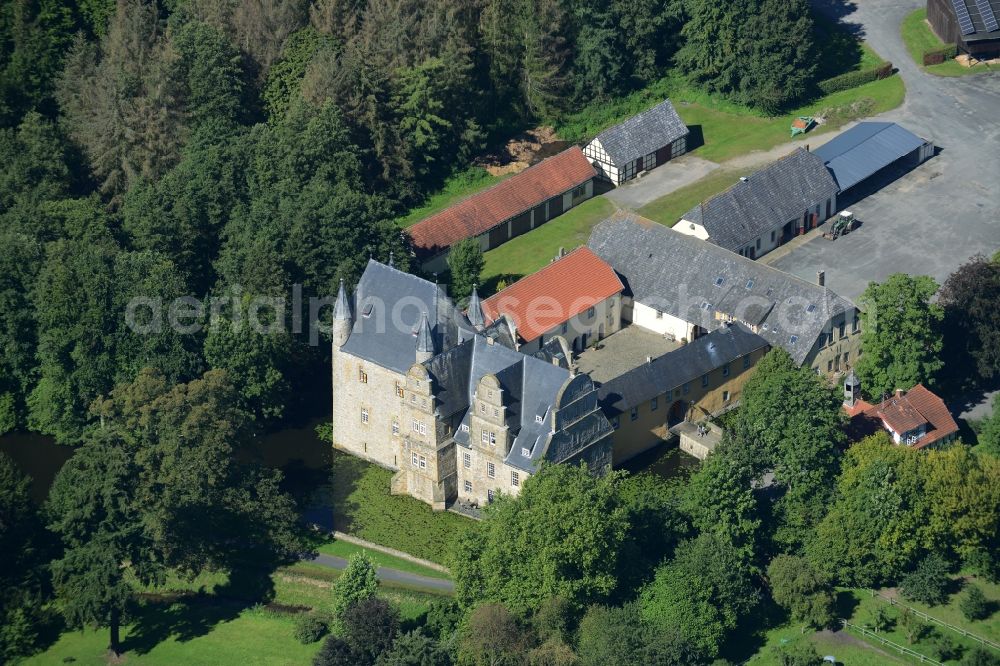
[814,122,926,191]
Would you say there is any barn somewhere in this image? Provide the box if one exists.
[928,0,1000,60]
[583,99,689,186]
[813,122,934,195]
[408,147,596,273]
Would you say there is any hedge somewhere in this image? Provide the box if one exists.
[923,44,958,66]
[817,62,894,95]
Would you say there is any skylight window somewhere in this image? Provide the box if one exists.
[745,279,754,290]
[701,301,712,310]
[715,276,725,287]
[766,287,773,296]
[807,304,816,313]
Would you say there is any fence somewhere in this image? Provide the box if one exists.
[841,620,942,664]
[870,590,1000,652]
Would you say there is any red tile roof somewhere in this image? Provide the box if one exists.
[481,247,623,343]
[845,384,959,449]
[407,147,596,254]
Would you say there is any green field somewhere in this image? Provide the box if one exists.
[395,167,506,228]
[317,538,452,580]
[479,197,618,293]
[637,168,742,227]
[901,9,994,77]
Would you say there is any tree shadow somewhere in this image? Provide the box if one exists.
[121,596,246,656]
[813,15,867,81]
[720,597,790,663]
[835,590,861,620]
[480,273,522,297]
[810,0,864,37]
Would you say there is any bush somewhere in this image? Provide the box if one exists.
[928,629,961,662]
[923,45,958,66]
[960,585,991,621]
[817,62,894,95]
[772,641,822,666]
[963,647,1000,666]
[294,613,330,644]
[966,549,1000,584]
[901,554,952,606]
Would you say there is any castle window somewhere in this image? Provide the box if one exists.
[611,416,620,429]
[852,318,860,333]
[511,471,520,487]
[419,455,426,469]
[722,363,730,377]
[723,390,731,402]
[358,367,368,383]
[701,374,709,388]
[487,462,496,478]
[411,453,418,467]
[395,383,404,398]
[843,351,850,365]
[411,419,419,432]
[361,408,369,424]
[839,323,846,339]
[418,422,427,436]
[392,421,399,436]
[743,355,751,369]
[480,404,486,413]
[683,382,691,394]
[463,452,471,468]
[827,359,833,372]
[650,397,658,411]
[493,408,499,417]
[464,480,472,493]
[630,407,638,421]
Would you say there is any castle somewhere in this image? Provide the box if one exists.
[330,259,614,510]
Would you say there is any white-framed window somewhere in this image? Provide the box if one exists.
[511,471,520,487]
[418,422,427,436]
[361,408,369,424]
[650,397,658,411]
[392,421,399,436]
[463,452,471,468]
[521,447,530,457]
[419,455,426,469]
[630,406,639,421]
[461,423,469,432]
[480,404,486,413]
[722,363,730,377]
[493,408,499,417]
[464,480,472,493]
[411,419,420,433]
[487,462,496,478]
[701,374,709,387]
[535,415,543,423]
[411,453,419,466]
[723,390,731,402]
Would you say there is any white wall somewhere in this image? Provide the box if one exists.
[631,301,693,340]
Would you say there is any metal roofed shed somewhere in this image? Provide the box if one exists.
[813,122,933,192]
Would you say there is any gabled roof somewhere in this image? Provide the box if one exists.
[813,122,927,191]
[588,213,857,366]
[340,260,475,374]
[593,99,689,166]
[481,247,624,343]
[408,148,596,255]
[847,384,960,449]
[597,323,769,415]
[680,148,839,251]
[948,0,1000,41]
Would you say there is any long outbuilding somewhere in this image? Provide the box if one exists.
[813,122,934,193]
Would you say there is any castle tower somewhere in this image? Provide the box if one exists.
[416,312,434,364]
[467,284,485,330]
[332,279,352,348]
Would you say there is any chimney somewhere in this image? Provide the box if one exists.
[895,388,904,398]
[816,271,825,287]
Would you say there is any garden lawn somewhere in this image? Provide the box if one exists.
[636,168,742,228]
[395,167,506,228]
[872,577,1000,643]
[901,9,994,77]
[480,197,617,293]
[327,448,473,565]
[741,627,910,666]
[317,538,452,580]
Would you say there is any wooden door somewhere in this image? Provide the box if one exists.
[655,144,672,166]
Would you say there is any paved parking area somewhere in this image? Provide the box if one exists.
[602,154,720,209]
[770,0,1000,301]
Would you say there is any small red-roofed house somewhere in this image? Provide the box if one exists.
[481,247,624,354]
[842,372,959,449]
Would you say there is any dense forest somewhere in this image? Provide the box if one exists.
[0,0,830,444]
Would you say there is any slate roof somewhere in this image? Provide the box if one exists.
[340,260,475,374]
[427,336,608,472]
[593,99,689,166]
[481,247,624,343]
[597,323,769,415]
[846,384,960,449]
[588,213,857,366]
[813,122,927,191]
[680,148,839,251]
[407,148,596,255]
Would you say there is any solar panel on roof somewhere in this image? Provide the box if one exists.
[975,0,999,32]
[952,0,976,35]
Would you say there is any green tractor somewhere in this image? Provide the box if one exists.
[823,211,856,240]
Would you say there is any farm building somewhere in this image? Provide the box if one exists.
[589,213,862,377]
[675,148,840,259]
[583,99,689,186]
[481,247,625,355]
[408,147,596,273]
[813,122,934,195]
[928,0,1000,59]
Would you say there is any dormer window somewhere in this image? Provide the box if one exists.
[362,303,374,318]
[521,447,530,457]
[535,415,544,424]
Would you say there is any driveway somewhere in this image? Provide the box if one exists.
[603,154,720,209]
[768,0,1000,302]
[308,553,455,594]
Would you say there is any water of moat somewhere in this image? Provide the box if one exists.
[1,423,698,505]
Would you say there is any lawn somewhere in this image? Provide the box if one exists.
[901,9,994,77]
[317,538,452,580]
[320,447,474,566]
[479,196,618,293]
[636,168,742,227]
[395,166,506,228]
[869,577,1000,644]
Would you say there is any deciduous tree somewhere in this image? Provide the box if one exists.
[333,553,378,621]
[939,255,1000,384]
[767,555,836,631]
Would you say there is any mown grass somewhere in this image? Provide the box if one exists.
[901,9,994,77]
[317,539,452,580]
[323,448,474,566]
[479,197,618,293]
[395,167,506,228]
[636,168,742,227]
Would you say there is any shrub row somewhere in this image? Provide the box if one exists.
[817,62,895,95]
[923,44,958,66]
